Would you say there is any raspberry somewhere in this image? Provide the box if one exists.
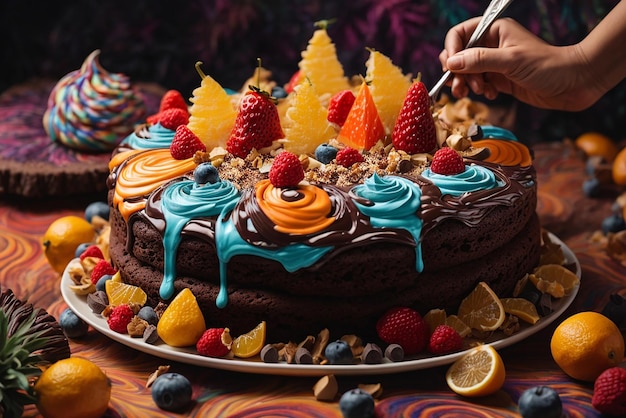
[159,90,188,113]
[158,108,190,130]
[336,147,364,168]
[327,90,356,126]
[592,367,626,416]
[79,245,104,262]
[90,259,117,285]
[196,328,232,357]
[376,307,427,355]
[428,324,463,355]
[170,125,206,160]
[430,147,465,175]
[107,304,134,333]
[269,151,304,188]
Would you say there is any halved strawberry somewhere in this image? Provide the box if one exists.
[327,90,356,127]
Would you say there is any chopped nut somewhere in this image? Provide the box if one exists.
[500,315,520,336]
[313,374,338,401]
[146,365,170,388]
[279,342,298,364]
[358,383,383,399]
[311,329,330,364]
[127,316,149,338]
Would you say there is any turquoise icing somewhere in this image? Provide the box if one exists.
[159,179,240,300]
[352,173,424,272]
[481,126,518,141]
[121,123,175,149]
[422,164,503,197]
[213,199,333,309]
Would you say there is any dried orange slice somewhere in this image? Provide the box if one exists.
[231,321,266,358]
[445,344,505,397]
[530,264,579,298]
[457,282,505,331]
[336,81,386,151]
[423,308,447,335]
[105,280,147,307]
[500,298,541,325]
[445,314,472,338]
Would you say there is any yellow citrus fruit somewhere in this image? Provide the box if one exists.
[157,288,206,347]
[105,280,147,307]
[575,132,619,163]
[42,216,96,274]
[612,147,626,186]
[445,344,506,397]
[231,321,267,358]
[457,282,505,331]
[530,264,580,298]
[423,308,447,335]
[500,298,541,325]
[35,357,111,418]
[445,314,472,338]
[550,311,625,382]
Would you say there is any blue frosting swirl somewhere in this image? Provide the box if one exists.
[121,123,175,150]
[481,126,518,141]
[422,165,503,197]
[159,179,240,300]
[352,173,424,272]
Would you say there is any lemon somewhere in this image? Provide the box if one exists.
[445,345,505,397]
[105,280,147,307]
[157,288,206,347]
[42,216,96,274]
[457,282,505,332]
[550,311,624,382]
[500,298,541,325]
[231,321,266,358]
[530,264,580,298]
[35,357,111,418]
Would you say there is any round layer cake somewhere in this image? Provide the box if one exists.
[107,136,540,342]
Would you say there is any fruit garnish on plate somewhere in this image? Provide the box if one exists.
[392,75,437,155]
[42,215,96,274]
[231,321,267,358]
[529,264,580,298]
[336,81,385,151]
[500,298,540,325]
[457,282,506,332]
[445,344,505,397]
[157,288,206,347]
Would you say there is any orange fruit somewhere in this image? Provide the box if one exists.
[336,81,386,151]
[574,132,618,163]
[446,314,472,338]
[35,357,111,418]
[231,321,267,358]
[613,147,626,186]
[42,216,96,274]
[457,282,506,332]
[550,311,625,382]
[365,49,411,134]
[500,298,540,325]
[445,345,505,397]
[105,280,147,307]
[423,308,447,335]
[157,288,206,347]
[283,81,335,155]
[530,264,580,298]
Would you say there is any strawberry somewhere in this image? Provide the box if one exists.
[107,304,134,333]
[90,259,117,285]
[376,307,427,355]
[428,324,463,355]
[430,147,465,175]
[79,245,104,262]
[592,367,626,416]
[269,151,304,188]
[392,79,437,154]
[327,90,356,126]
[285,70,304,94]
[170,125,207,160]
[226,87,284,158]
[158,108,190,130]
[147,90,189,124]
[336,147,364,168]
[196,328,232,357]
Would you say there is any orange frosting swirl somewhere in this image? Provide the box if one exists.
[255,180,335,235]
[113,149,196,220]
[474,139,532,167]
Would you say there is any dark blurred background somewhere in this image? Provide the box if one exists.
[1,0,623,144]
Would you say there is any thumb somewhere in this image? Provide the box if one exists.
[446,48,510,75]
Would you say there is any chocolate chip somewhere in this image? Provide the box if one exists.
[260,344,279,363]
[361,343,383,364]
[295,347,313,364]
[384,344,404,362]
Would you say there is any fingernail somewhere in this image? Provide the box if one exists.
[447,54,463,70]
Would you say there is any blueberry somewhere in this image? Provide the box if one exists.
[193,163,220,185]
[339,388,375,418]
[138,306,159,326]
[602,213,626,234]
[59,307,89,338]
[95,274,114,292]
[517,386,562,418]
[74,242,91,258]
[582,177,602,198]
[85,201,110,222]
[314,144,338,164]
[271,86,288,99]
[151,373,193,412]
[324,340,353,365]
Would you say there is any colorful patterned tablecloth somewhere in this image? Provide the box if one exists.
[2,142,625,417]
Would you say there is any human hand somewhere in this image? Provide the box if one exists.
[438,17,599,111]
